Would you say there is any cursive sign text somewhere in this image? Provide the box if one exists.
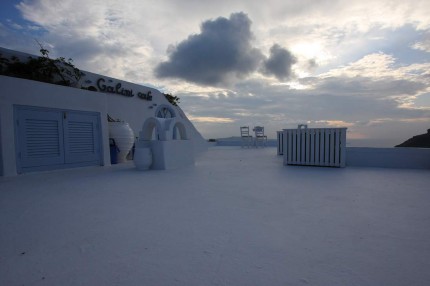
[96,78,152,101]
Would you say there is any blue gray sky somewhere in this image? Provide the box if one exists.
[1,0,429,146]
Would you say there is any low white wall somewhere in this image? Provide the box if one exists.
[346,147,430,169]
[150,140,195,170]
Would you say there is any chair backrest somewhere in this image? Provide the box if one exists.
[240,126,250,137]
[254,126,265,137]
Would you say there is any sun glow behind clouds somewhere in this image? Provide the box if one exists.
[313,120,355,128]
[270,81,311,90]
[291,42,333,65]
[186,115,234,123]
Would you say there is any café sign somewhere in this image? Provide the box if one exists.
[96,78,152,101]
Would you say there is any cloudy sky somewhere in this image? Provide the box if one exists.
[1,0,429,146]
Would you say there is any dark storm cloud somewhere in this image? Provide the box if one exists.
[262,44,297,80]
[155,12,264,86]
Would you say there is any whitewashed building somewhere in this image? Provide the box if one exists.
[0,47,207,176]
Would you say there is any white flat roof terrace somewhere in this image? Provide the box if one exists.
[1,147,429,286]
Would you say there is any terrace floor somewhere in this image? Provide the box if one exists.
[1,147,429,286]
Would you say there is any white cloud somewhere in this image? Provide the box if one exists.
[319,53,430,96]
[313,120,356,128]
[263,0,430,32]
[186,115,235,123]
[411,39,430,53]
[322,53,397,78]
[7,21,24,30]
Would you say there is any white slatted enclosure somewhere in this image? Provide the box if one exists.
[14,105,102,173]
[283,127,347,167]
[277,131,284,155]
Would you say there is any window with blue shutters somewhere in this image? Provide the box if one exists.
[15,106,102,173]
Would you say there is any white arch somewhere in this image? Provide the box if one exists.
[139,117,165,141]
[172,121,188,140]
[138,117,190,142]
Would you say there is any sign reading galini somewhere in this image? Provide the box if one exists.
[96,78,152,101]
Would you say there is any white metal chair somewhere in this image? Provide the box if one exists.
[240,126,253,148]
[253,126,267,147]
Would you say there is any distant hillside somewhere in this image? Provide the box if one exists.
[214,136,278,147]
[395,129,430,148]
[216,136,242,141]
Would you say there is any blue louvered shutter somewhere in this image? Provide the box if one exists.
[63,112,101,164]
[17,109,65,168]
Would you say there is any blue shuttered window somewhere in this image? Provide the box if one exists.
[17,109,65,168]
[25,119,61,157]
[64,112,100,164]
[15,106,101,173]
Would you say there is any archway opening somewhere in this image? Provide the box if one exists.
[172,122,187,140]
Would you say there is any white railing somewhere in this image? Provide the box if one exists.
[283,127,347,167]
